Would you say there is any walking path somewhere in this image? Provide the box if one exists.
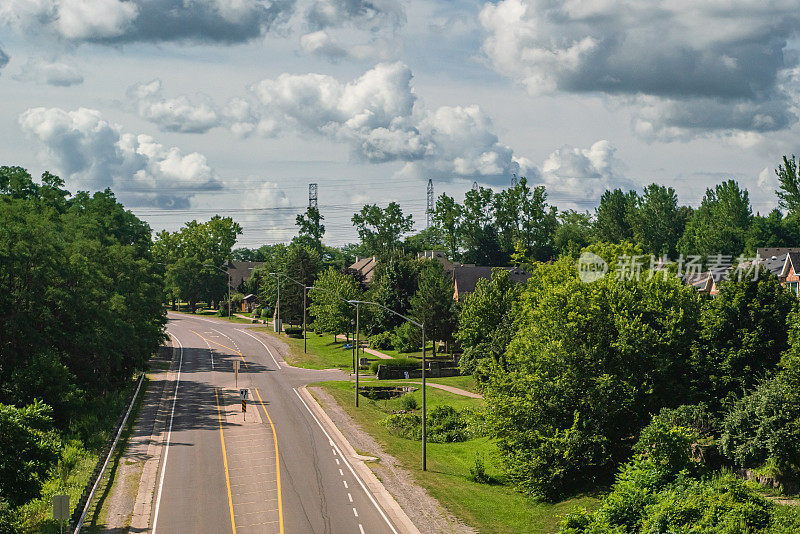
[398,381,483,399]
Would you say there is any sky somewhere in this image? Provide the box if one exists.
[2,0,800,247]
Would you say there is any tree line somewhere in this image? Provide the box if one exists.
[0,166,166,529]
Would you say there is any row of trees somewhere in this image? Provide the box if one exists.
[452,240,799,507]
[0,166,166,519]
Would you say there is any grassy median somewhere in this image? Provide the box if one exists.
[313,379,600,534]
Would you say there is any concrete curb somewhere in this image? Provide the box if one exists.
[297,386,422,534]
[130,341,178,531]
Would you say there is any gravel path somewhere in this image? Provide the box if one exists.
[310,386,477,534]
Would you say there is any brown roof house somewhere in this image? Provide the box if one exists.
[452,265,530,301]
[227,261,264,292]
[780,252,800,296]
[348,256,379,284]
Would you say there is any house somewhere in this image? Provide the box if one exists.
[684,271,718,296]
[348,256,378,284]
[241,294,258,313]
[226,261,264,292]
[780,252,800,296]
[452,265,530,302]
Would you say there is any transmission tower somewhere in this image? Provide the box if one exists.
[426,179,434,229]
[308,183,318,208]
[472,181,479,191]
[511,173,518,187]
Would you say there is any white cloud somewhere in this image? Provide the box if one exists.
[480,0,800,139]
[0,47,9,74]
[18,106,222,208]
[14,58,83,86]
[537,140,637,207]
[128,79,221,134]
[300,30,349,61]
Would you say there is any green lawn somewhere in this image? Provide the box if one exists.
[397,375,479,394]
[314,380,600,534]
[253,328,378,369]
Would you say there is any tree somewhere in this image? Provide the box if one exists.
[554,210,594,258]
[628,184,688,257]
[486,264,701,498]
[455,268,522,381]
[744,209,800,254]
[0,401,60,507]
[494,177,557,262]
[460,186,498,264]
[366,253,420,334]
[295,206,325,250]
[775,155,800,215]
[679,180,752,259]
[280,243,322,324]
[693,268,794,409]
[309,268,360,337]
[595,189,637,243]
[351,202,413,255]
[432,193,463,260]
[410,260,457,356]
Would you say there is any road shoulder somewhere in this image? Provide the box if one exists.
[304,386,476,534]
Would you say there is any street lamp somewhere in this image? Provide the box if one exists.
[348,300,428,471]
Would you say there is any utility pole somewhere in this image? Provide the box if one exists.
[269,272,281,332]
[303,286,307,353]
[308,183,318,208]
[422,322,426,471]
[426,179,434,229]
[355,303,360,407]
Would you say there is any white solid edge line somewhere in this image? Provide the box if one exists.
[236,328,282,369]
[152,332,184,534]
[293,388,400,534]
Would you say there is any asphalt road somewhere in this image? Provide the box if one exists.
[151,312,400,534]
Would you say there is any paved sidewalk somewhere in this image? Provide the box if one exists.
[398,381,483,399]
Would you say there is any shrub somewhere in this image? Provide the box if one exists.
[392,322,421,353]
[400,394,418,411]
[469,453,492,484]
[381,404,478,443]
[369,358,420,375]
[720,376,800,476]
[284,326,304,338]
[382,413,421,440]
[369,331,394,350]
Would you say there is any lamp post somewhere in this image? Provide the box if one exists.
[304,285,356,355]
[348,300,427,471]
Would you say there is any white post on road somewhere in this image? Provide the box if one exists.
[233,359,240,388]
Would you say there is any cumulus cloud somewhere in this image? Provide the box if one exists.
[480,0,800,139]
[0,47,9,73]
[305,0,404,32]
[249,62,526,182]
[18,106,222,208]
[537,140,637,207]
[128,79,221,134]
[14,58,83,86]
[300,30,349,61]
[0,0,294,44]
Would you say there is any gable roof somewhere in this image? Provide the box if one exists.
[348,256,378,284]
[452,265,530,300]
[781,252,800,278]
[227,261,264,290]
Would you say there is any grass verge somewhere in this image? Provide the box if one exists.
[313,379,600,534]
[253,328,389,370]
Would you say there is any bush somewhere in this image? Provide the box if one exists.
[392,322,421,353]
[469,453,492,484]
[284,326,304,338]
[400,394,418,411]
[381,404,479,443]
[720,376,800,476]
[369,331,394,350]
[369,358,420,375]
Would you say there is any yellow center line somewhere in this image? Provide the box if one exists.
[214,388,237,534]
[254,385,284,534]
[193,329,283,533]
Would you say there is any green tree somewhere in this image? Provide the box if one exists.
[280,243,323,324]
[680,180,752,258]
[409,260,457,356]
[554,210,594,258]
[0,401,60,507]
[744,209,800,254]
[487,264,701,498]
[432,193,463,260]
[775,155,800,215]
[629,184,688,257]
[595,189,637,243]
[351,202,414,255]
[367,253,420,334]
[295,206,325,250]
[309,268,360,337]
[494,177,557,261]
[693,268,794,409]
[460,186,500,265]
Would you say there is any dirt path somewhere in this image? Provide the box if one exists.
[310,386,477,534]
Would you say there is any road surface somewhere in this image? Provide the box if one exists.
[151,312,401,534]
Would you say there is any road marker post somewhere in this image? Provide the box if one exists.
[233,359,240,387]
[240,388,248,421]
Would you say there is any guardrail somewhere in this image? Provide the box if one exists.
[70,373,146,533]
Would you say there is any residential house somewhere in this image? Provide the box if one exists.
[227,261,264,292]
[780,252,800,296]
[348,256,378,284]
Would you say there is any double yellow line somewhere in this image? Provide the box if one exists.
[194,330,284,534]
